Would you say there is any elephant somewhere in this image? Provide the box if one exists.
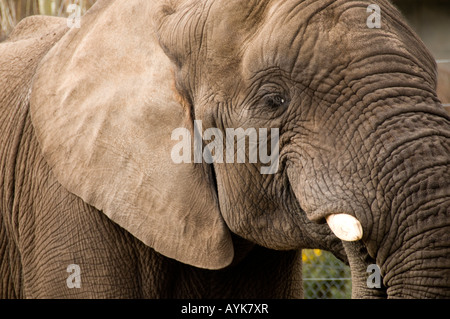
[0,0,449,299]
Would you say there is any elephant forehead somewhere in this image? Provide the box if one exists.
[242,0,369,77]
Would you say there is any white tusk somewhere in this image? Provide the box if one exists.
[326,214,363,241]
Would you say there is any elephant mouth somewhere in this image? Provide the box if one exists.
[287,168,366,242]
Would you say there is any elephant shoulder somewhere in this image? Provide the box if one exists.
[0,16,69,80]
[0,16,69,115]
[6,15,67,43]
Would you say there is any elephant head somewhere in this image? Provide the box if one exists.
[30,0,449,298]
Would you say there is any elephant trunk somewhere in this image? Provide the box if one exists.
[290,98,450,298]
[367,104,450,298]
[381,225,450,298]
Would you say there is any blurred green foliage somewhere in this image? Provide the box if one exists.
[302,249,352,299]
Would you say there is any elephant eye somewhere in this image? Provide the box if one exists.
[263,94,289,109]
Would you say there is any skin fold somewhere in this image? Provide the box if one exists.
[1,0,449,298]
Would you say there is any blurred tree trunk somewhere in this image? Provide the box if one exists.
[39,0,54,16]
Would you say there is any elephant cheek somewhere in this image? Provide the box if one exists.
[214,164,327,251]
[287,164,370,234]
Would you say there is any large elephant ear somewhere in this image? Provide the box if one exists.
[30,0,233,269]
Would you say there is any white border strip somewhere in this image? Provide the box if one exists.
[436,59,450,64]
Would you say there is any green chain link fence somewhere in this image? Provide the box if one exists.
[302,249,352,299]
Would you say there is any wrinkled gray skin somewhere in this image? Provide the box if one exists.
[1,0,449,298]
